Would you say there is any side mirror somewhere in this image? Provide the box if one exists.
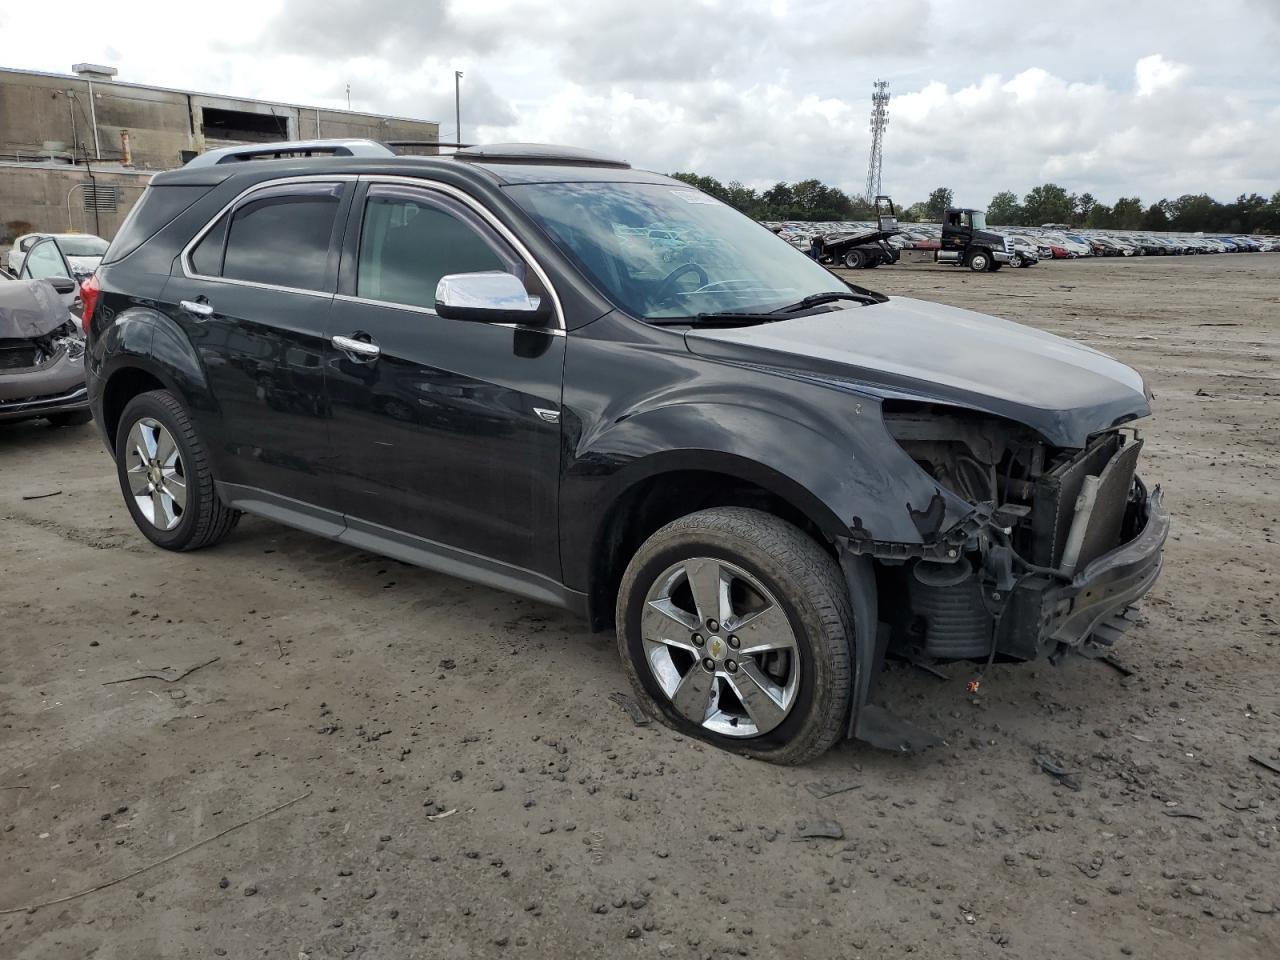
[49,277,78,295]
[435,271,551,326]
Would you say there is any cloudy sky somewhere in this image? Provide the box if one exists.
[3,0,1278,205]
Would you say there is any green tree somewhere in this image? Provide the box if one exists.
[902,202,930,223]
[925,187,954,222]
[1085,204,1116,229]
[986,190,1023,226]
[1075,192,1097,225]
[1112,197,1145,230]
[1143,202,1170,231]
[1021,183,1074,225]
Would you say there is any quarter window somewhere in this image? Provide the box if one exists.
[356,186,518,310]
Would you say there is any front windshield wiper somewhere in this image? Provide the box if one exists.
[769,290,881,313]
[649,311,783,328]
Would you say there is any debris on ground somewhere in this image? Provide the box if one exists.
[102,657,220,686]
[793,820,844,840]
[608,691,651,726]
[1034,755,1082,791]
[804,779,861,799]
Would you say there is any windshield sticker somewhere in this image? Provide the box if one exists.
[671,190,718,205]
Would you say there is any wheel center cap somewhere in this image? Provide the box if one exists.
[707,637,724,659]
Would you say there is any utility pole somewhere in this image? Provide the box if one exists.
[72,63,116,159]
[455,71,463,144]
[346,84,351,110]
[864,80,890,202]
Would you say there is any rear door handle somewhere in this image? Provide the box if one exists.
[331,334,381,360]
[180,299,213,318]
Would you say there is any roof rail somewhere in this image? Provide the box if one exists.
[455,143,630,169]
[185,138,396,168]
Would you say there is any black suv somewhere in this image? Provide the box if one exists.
[85,141,1168,763]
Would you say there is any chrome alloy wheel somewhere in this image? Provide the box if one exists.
[641,557,800,738]
[125,417,187,531]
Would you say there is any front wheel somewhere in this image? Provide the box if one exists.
[967,250,991,272]
[1010,254,1023,268]
[616,508,854,764]
[115,389,240,551]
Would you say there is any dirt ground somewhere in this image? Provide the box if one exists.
[2,254,1278,960]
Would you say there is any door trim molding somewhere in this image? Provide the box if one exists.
[216,482,586,615]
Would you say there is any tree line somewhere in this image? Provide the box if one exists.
[668,172,1280,233]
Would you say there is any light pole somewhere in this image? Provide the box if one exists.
[455,71,463,144]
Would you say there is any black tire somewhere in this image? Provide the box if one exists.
[843,249,866,269]
[114,389,240,551]
[47,409,93,427]
[967,249,990,272]
[616,507,854,765]
[1010,254,1023,268]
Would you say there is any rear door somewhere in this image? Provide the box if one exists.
[324,179,565,579]
[163,178,352,517]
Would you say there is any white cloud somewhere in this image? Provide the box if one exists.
[1,0,1276,205]
[1134,54,1190,97]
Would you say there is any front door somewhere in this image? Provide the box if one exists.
[325,180,565,580]
[20,238,80,313]
[162,179,351,514]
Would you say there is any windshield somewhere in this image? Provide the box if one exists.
[57,236,108,257]
[506,181,852,319]
[969,211,988,231]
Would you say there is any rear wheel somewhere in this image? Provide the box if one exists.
[843,249,867,269]
[115,389,240,551]
[616,508,854,764]
[967,249,991,272]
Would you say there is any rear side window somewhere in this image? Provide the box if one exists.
[102,185,210,265]
[190,182,343,291]
[355,185,517,310]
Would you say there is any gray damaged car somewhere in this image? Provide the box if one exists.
[0,278,91,426]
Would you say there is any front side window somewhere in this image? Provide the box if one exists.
[23,240,70,280]
[355,186,516,310]
[199,182,342,290]
[507,181,850,320]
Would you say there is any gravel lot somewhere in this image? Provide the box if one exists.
[2,254,1278,960]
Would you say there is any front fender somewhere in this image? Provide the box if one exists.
[559,391,972,593]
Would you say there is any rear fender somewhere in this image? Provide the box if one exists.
[90,305,214,446]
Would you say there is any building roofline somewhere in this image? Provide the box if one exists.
[0,65,439,128]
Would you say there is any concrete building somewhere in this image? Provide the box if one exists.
[0,65,440,245]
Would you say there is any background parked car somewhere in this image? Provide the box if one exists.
[13,236,84,315]
[8,233,108,280]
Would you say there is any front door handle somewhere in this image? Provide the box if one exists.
[332,334,381,360]
[180,299,213,318]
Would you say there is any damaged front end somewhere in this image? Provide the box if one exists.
[840,400,1169,751]
[0,279,89,421]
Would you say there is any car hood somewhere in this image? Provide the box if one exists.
[684,296,1149,448]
